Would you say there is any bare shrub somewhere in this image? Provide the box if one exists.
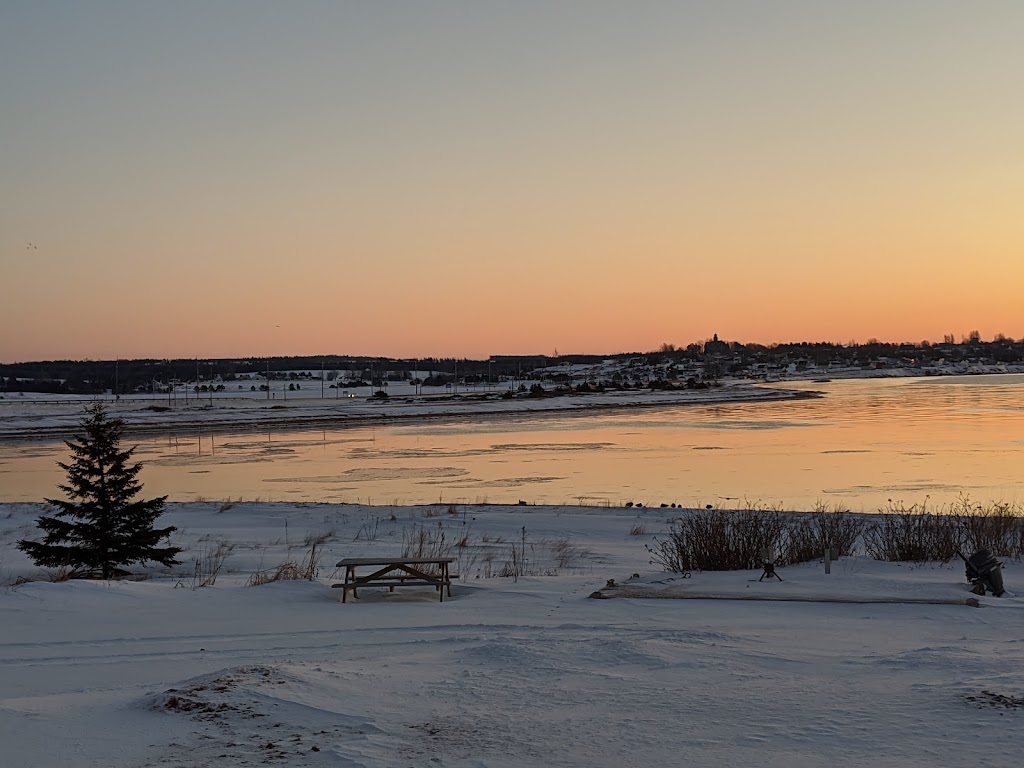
[452,517,474,549]
[353,514,381,541]
[784,504,866,564]
[247,530,333,585]
[43,564,78,582]
[952,496,1022,558]
[809,504,865,556]
[499,526,530,581]
[299,530,332,579]
[548,537,591,570]
[247,561,303,586]
[783,516,821,566]
[402,523,451,561]
[648,508,790,573]
[863,500,958,562]
[9,572,61,587]
[478,552,498,579]
[450,518,479,579]
[629,524,648,536]
[646,533,689,574]
[460,527,589,580]
[191,538,234,588]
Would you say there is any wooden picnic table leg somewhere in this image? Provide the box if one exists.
[342,565,361,601]
[444,562,451,597]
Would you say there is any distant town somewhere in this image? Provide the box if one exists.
[2,334,1022,397]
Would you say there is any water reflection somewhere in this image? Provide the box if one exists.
[1,375,1022,511]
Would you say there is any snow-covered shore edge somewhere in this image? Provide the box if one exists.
[5,363,1023,442]
[0,382,811,441]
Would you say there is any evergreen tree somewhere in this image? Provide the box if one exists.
[18,403,181,578]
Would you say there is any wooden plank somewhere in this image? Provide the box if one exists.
[332,581,450,589]
[335,557,455,567]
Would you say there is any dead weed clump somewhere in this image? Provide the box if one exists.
[402,522,452,561]
[547,536,591,570]
[190,537,235,588]
[247,531,333,586]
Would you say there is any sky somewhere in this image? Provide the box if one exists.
[2,2,1023,362]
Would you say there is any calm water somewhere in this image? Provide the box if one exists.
[2,375,1022,511]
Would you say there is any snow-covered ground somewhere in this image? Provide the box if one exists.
[3,501,1023,767]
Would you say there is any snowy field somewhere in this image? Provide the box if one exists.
[3,501,1024,767]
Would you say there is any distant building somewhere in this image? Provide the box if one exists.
[703,333,729,356]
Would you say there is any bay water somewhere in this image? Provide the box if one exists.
[2,375,1022,512]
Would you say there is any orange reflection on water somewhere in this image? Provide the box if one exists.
[1,376,1022,512]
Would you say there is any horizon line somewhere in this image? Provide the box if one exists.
[2,333,1019,367]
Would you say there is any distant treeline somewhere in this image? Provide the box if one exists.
[0,355,551,395]
[1,337,1022,395]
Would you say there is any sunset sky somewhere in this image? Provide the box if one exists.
[2,2,1023,362]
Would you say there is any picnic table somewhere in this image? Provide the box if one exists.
[332,557,455,603]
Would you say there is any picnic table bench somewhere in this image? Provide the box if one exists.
[332,557,455,603]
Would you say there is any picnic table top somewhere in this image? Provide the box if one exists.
[335,556,455,567]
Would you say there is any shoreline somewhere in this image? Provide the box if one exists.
[3,365,1023,443]
[0,383,812,443]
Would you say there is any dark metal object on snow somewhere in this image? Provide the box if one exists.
[759,548,782,582]
[959,549,1005,597]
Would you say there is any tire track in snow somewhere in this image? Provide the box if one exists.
[0,623,742,667]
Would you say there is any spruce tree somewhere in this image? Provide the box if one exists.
[18,403,181,578]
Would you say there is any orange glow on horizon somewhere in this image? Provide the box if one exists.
[3,4,1023,363]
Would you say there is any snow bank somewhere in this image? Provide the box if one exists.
[3,502,1024,767]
